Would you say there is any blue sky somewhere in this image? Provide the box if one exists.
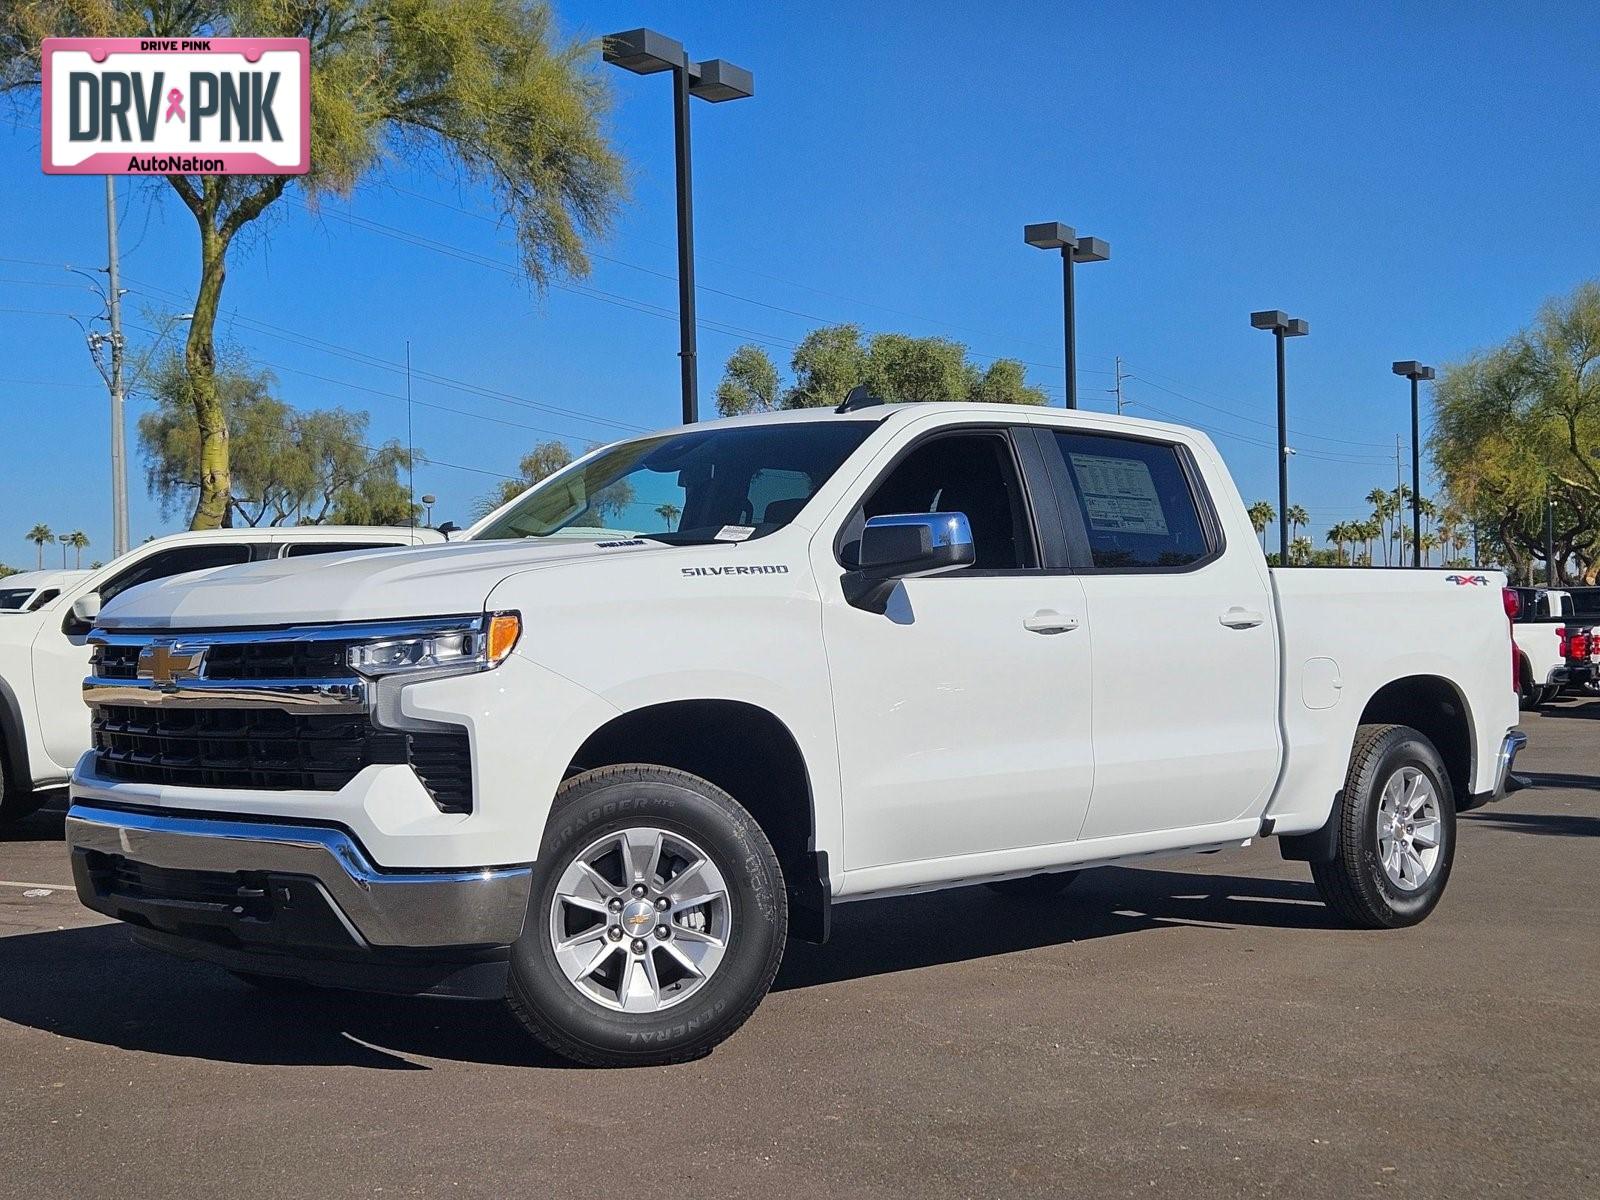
[2,1,1598,569]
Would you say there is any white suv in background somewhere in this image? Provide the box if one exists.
[0,525,440,823]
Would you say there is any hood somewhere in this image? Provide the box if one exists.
[96,537,668,631]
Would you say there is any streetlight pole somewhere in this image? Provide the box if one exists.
[1546,484,1557,585]
[1250,311,1309,564]
[1024,223,1110,409]
[604,29,754,425]
[1392,361,1435,567]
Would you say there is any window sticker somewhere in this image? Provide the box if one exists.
[714,525,756,542]
[1069,453,1170,535]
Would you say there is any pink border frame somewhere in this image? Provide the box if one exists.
[41,36,310,175]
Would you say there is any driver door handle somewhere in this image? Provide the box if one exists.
[1024,609,1080,634]
[1219,606,1266,629]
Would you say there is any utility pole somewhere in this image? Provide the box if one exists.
[105,177,129,558]
[1109,356,1127,414]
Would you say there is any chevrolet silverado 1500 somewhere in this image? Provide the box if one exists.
[65,403,1524,1065]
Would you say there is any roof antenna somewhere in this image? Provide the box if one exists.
[836,384,885,414]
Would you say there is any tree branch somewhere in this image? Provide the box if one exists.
[219,176,289,243]
[165,174,204,219]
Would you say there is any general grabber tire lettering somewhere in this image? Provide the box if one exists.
[1312,723,1457,929]
[984,870,1081,900]
[507,765,787,1067]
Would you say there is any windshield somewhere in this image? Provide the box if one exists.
[475,421,876,544]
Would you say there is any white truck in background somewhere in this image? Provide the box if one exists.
[0,525,441,823]
[64,403,1523,1066]
[0,569,89,614]
[1507,586,1600,707]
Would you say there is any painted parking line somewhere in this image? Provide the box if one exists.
[0,879,74,891]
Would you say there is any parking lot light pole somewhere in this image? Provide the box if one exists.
[1392,361,1436,568]
[1024,222,1110,409]
[1250,311,1309,564]
[604,29,754,425]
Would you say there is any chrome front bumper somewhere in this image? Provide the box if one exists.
[66,804,532,949]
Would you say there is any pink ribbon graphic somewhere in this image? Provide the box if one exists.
[164,88,185,123]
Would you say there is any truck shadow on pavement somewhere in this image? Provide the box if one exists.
[0,866,1335,1071]
[0,797,67,843]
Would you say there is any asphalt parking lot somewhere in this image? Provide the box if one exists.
[1,706,1595,1199]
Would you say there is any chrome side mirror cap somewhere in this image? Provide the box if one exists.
[844,512,975,610]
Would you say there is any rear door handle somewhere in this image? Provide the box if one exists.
[1024,609,1080,634]
[1219,606,1266,629]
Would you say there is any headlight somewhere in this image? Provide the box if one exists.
[348,612,521,679]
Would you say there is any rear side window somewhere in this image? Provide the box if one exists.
[99,543,257,604]
[282,542,398,558]
[1050,432,1214,569]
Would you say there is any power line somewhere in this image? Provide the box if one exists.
[375,183,1105,368]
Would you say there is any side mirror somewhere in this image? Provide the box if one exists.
[64,591,101,637]
[437,522,460,541]
[844,512,975,610]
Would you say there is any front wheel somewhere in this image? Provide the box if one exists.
[507,765,787,1067]
[1312,724,1456,929]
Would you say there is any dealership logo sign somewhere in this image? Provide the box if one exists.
[42,37,309,175]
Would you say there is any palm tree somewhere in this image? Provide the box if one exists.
[25,523,52,570]
[1359,518,1383,566]
[1285,505,1309,544]
[1419,530,1440,567]
[1325,523,1350,565]
[67,531,89,568]
[1290,536,1313,566]
[1247,501,1276,551]
[1366,487,1401,566]
[654,502,682,532]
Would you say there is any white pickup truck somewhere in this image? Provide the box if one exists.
[0,526,440,824]
[65,403,1524,1066]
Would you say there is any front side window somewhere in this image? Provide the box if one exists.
[848,431,1038,571]
[475,422,876,545]
[0,587,34,611]
[1051,432,1214,569]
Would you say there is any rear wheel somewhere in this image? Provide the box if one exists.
[985,871,1081,900]
[1517,661,1542,710]
[1312,724,1456,929]
[0,752,46,827]
[507,765,787,1067]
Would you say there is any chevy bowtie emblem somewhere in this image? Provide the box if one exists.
[137,643,209,688]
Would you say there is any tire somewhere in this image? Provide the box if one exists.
[507,765,787,1068]
[985,870,1081,900]
[1311,724,1457,929]
[0,751,46,828]
[1517,660,1541,710]
[1538,685,1561,707]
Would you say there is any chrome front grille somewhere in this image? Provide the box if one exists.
[92,639,358,681]
[85,621,476,812]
